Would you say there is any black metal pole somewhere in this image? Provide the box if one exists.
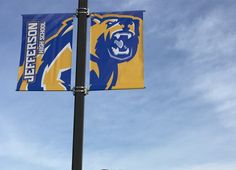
[72,0,88,170]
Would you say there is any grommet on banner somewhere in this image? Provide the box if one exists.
[72,86,89,96]
[76,8,90,17]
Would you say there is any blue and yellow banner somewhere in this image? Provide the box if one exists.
[90,11,145,91]
[17,13,74,91]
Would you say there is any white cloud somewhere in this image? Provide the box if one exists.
[174,7,236,129]
[0,115,70,170]
[84,143,236,170]
[120,0,154,9]
[175,8,236,63]
[177,162,236,170]
[193,67,236,129]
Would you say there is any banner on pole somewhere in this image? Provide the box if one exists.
[89,11,145,91]
[17,13,74,91]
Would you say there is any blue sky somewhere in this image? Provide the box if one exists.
[0,0,236,170]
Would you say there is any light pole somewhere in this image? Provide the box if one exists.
[72,0,88,170]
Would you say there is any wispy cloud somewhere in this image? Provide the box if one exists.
[174,7,236,130]
[83,2,236,170]
[84,137,236,170]
[0,114,71,170]
[176,162,236,170]
[1,1,236,170]
[175,8,236,63]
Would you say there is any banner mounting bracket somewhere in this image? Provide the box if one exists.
[76,8,90,17]
[72,86,89,96]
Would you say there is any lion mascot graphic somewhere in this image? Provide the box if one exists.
[90,13,143,90]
